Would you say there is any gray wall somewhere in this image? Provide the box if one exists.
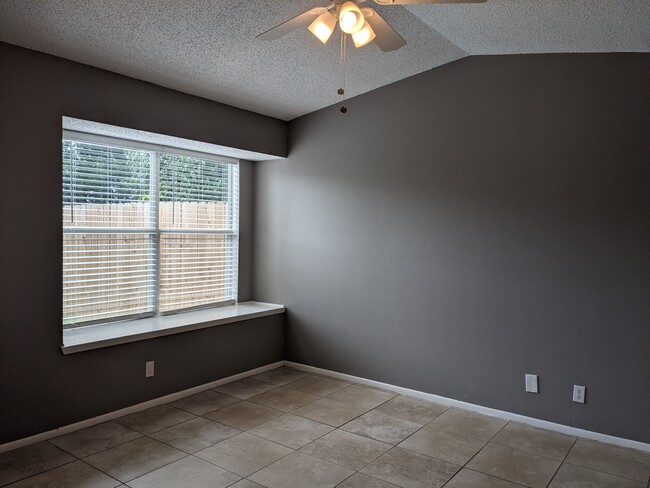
[254,54,650,442]
[0,43,286,444]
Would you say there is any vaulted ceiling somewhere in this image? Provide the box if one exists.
[1,1,648,120]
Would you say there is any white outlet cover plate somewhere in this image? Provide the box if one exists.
[525,374,539,393]
[145,361,155,378]
[573,385,586,403]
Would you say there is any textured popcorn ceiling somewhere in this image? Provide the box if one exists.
[407,0,650,55]
[1,0,648,120]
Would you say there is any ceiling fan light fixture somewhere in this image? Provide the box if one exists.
[308,10,337,44]
[338,1,364,34]
[351,21,376,47]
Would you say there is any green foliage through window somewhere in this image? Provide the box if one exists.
[63,141,227,204]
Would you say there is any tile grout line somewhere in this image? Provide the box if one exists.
[77,459,123,487]
[0,372,421,487]
[488,425,577,461]
[30,432,145,488]
[46,423,145,459]
[85,449,190,487]
[250,380,400,438]
[561,434,650,484]
[196,408,346,483]
[339,403,448,475]
[115,371,650,488]
[442,418,513,486]
[387,409,509,485]
[544,435,580,488]
[177,368,325,481]
[125,452,240,488]
[284,383,411,481]
[286,362,650,455]
[561,459,650,485]
[0,361,286,456]
[335,393,590,488]
[182,453,245,485]
[467,419,578,488]
[131,374,301,482]
[302,419,399,476]
[68,391,251,486]
[185,418,297,482]
[106,371,293,463]
[110,378,293,486]
[437,415,555,488]
[0,456,79,488]
[217,378,401,485]
[453,467,531,488]
[5,367,648,488]
[327,397,522,487]
[359,445,402,483]
[287,388,395,428]
[384,404,450,447]
[335,401,463,487]
[332,469,358,488]
[334,471,403,488]
[86,436,191,486]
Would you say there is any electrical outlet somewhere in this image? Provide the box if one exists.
[573,385,586,403]
[145,361,155,378]
[525,374,539,393]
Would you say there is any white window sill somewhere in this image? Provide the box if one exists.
[61,301,285,355]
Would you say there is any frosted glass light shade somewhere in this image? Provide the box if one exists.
[351,21,375,47]
[308,11,337,44]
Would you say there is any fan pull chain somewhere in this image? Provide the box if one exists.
[339,30,347,113]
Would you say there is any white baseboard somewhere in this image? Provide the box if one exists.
[0,361,283,454]
[285,361,650,454]
[5,359,647,456]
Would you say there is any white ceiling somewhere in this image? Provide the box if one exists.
[408,1,650,55]
[1,1,648,120]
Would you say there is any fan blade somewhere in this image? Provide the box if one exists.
[257,7,328,41]
[374,0,486,4]
[363,10,406,52]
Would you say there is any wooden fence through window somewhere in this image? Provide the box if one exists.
[63,202,233,325]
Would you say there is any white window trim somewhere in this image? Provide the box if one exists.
[61,301,286,354]
[63,128,241,329]
[63,130,239,165]
[62,116,283,162]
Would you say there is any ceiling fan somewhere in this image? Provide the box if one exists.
[257,0,487,52]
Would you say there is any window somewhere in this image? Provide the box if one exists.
[63,133,239,328]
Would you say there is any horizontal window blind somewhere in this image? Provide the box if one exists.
[63,138,239,328]
[158,153,238,313]
[159,234,237,312]
[63,234,156,324]
[63,141,154,229]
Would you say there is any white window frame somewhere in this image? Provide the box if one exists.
[63,129,240,328]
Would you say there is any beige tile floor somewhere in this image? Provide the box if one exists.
[1,366,649,488]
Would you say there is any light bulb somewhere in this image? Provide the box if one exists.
[340,12,358,31]
[351,21,375,47]
[308,11,337,44]
[338,1,364,34]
